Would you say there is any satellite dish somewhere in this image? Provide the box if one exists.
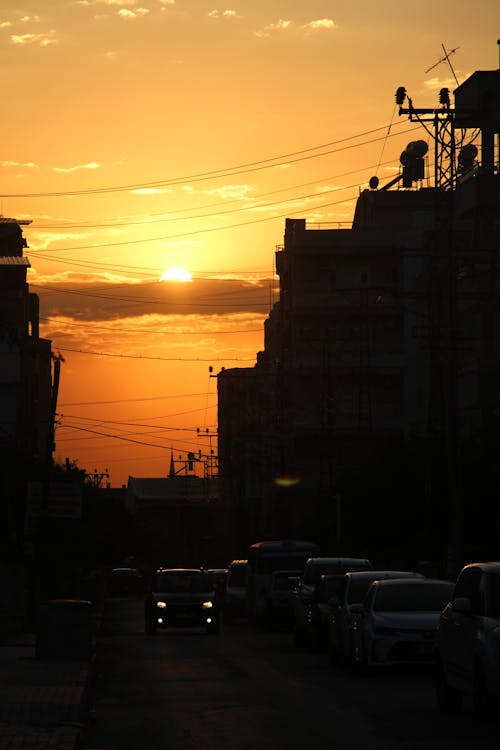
[369,176,379,190]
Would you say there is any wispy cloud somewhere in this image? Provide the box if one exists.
[1,160,39,168]
[52,162,101,173]
[255,19,291,38]
[303,18,337,31]
[204,184,255,200]
[129,187,172,195]
[20,15,41,23]
[208,9,242,20]
[423,75,461,91]
[0,21,12,28]
[11,30,58,46]
[117,7,150,19]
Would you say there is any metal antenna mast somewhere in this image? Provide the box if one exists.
[425,44,460,86]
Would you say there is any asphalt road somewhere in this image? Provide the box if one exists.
[81,595,497,750]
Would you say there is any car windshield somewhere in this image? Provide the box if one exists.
[486,572,500,617]
[373,582,453,612]
[153,571,212,593]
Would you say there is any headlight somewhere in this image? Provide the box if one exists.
[156,601,167,609]
[202,601,213,609]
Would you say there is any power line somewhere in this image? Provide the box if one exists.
[39,316,262,335]
[59,392,216,407]
[55,346,256,361]
[1,123,411,199]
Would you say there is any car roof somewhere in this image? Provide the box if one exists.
[461,561,500,574]
[156,567,205,574]
[306,557,370,566]
[345,570,421,580]
[371,577,452,588]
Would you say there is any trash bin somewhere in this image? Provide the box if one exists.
[36,599,93,659]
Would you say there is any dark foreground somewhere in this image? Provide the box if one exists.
[82,595,497,750]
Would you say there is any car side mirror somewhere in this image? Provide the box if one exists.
[452,596,472,615]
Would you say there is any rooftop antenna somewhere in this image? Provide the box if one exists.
[425,43,460,86]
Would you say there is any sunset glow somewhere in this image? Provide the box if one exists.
[1,0,496,486]
[160,268,192,283]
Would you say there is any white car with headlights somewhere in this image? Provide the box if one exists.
[435,561,500,713]
[144,568,220,635]
[351,577,453,668]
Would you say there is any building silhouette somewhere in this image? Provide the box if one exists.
[0,218,53,557]
[217,61,500,573]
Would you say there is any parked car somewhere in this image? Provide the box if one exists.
[351,577,454,668]
[144,568,220,635]
[327,570,423,662]
[108,567,144,595]
[293,556,372,646]
[265,569,302,626]
[223,559,248,622]
[435,561,500,714]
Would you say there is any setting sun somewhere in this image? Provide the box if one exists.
[160,268,192,283]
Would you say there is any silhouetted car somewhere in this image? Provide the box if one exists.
[108,567,144,595]
[223,560,248,622]
[351,577,454,668]
[327,570,424,662]
[144,568,220,635]
[435,561,500,714]
[292,557,372,646]
[265,569,302,626]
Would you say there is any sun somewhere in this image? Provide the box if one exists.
[160,267,192,283]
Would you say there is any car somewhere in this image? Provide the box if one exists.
[108,567,145,595]
[435,561,500,714]
[326,570,424,662]
[265,569,302,626]
[351,577,454,668]
[292,556,372,646]
[144,568,221,635]
[223,559,248,622]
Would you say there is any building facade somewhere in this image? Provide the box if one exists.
[0,218,53,555]
[217,64,500,571]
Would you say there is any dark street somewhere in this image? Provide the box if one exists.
[82,594,496,750]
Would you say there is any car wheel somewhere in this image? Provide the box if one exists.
[473,664,493,716]
[435,660,462,713]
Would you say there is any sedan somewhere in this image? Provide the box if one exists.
[351,577,454,668]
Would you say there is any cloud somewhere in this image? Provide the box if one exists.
[204,184,255,200]
[423,76,460,91]
[0,160,39,168]
[129,187,172,195]
[0,21,12,28]
[32,276,275,321]
[254,19,291,38]
[11,31,58,46]
[20,15,40,23]
[52,162,101,173]
[303,18,337,31]
[117,7,150,18]
[208,9,242,19]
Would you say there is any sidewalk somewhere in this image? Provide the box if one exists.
[0,633,94,750]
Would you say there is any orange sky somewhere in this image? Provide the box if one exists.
[1,1,498,486]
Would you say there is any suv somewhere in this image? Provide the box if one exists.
[435,561,500,713]
[292,556,371,646]
[144,568,220,635]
